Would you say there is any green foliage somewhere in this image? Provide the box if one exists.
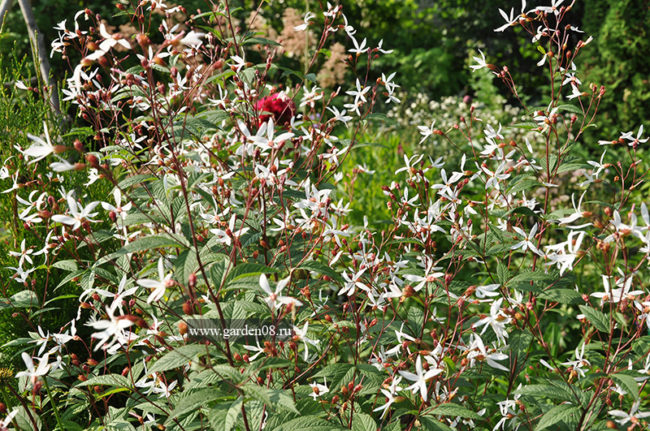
[0,54,111,371]
[580,0,650,139]
[0,57,51,362]
[1,1,649,430]
[338,131,404,227]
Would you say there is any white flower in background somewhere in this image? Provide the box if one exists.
[51,193,100,230]
[494,5,520,32]
[98,22,130,52]
[535,0,565,16]
[345,79,370,113]
[341,13,356,36]
[243,339,265,361]
[485,123,504,141]
[30,326,52,356]
[475,283,501,299]
[348,36,368,55]
[536,51,549,67]
[473,298,511,344]
[231,55,246,72]
[373,376,403,418]
[301,86,323,109]
[81,275,138,314]
[309,378,329,400]
[561,343,590,379]
[208,214,249,247]
[511,223,542,256]
[6,265,36,284]
[431,168,464,197]
[481,163,510,191]
[567,83,584,100]
[24,122,56,164]
[382,72,400,103]
[398,355,443,401]
[327,106,352,125]
[417,120,436,144]
[259,274,302,311]
[470,49,489,71]
[465,334,509,372]
[376,39,393,54]
[395,154,425,177]
[591,273,643,305]
[180,31,205,49]
[338,269,369,296]
[385,324,416,356]
[293,322,319,361]
[250,119,294,151]
[557,192,591,229]
[586,150,608,179]
[621,125,648,147]
[102,189,133,223]
[87,299,135,354]
[0,408,19,429]
[15,352,51,387]
[545,230,585,276]
[1,171,20,194]
[9,239,37,268]
[152,378,178,398]
[294,11,315,31]
[403,264,444,292]
[137,257,173,304]
[324,2,342,18]
[493,391,521,430]
[49,155,75,172]
[609,401,650,426]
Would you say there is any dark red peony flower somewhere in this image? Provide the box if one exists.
[255,92,296,127]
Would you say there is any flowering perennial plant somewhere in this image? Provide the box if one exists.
[2,1,650,430]
[386,92,546,156]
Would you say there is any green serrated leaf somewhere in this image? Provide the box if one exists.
[514,383,574,402]
[51,259,78,271]
[351,413,377,431]
[299,260,343,283]
[76,374,130,389]
[506,206,539,218]
[274,416,346,431]
[149,345,208,373]
[226,263,278,285]
[508,269,558,293]
[429,402,482,420]
[538,289,583,304]
[578,305,610,332]
[535,404,580,430]
[0,290,38,309]
[117,173,156,190]
[243,385,299,414]
[124,235,186,253]
[419,415,455,431]
[497,262,510,285]
[508,177,541,195]
[242,36,281,47]
[165,388,225,425]
[224,397,242,431]
[312,363,354,382]
[556,104,583,115]
[612,373,639,400]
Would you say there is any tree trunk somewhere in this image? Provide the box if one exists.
[0,0,13,27]
[16,0,61,115]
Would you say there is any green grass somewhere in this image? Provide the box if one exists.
[339,130,407,228]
